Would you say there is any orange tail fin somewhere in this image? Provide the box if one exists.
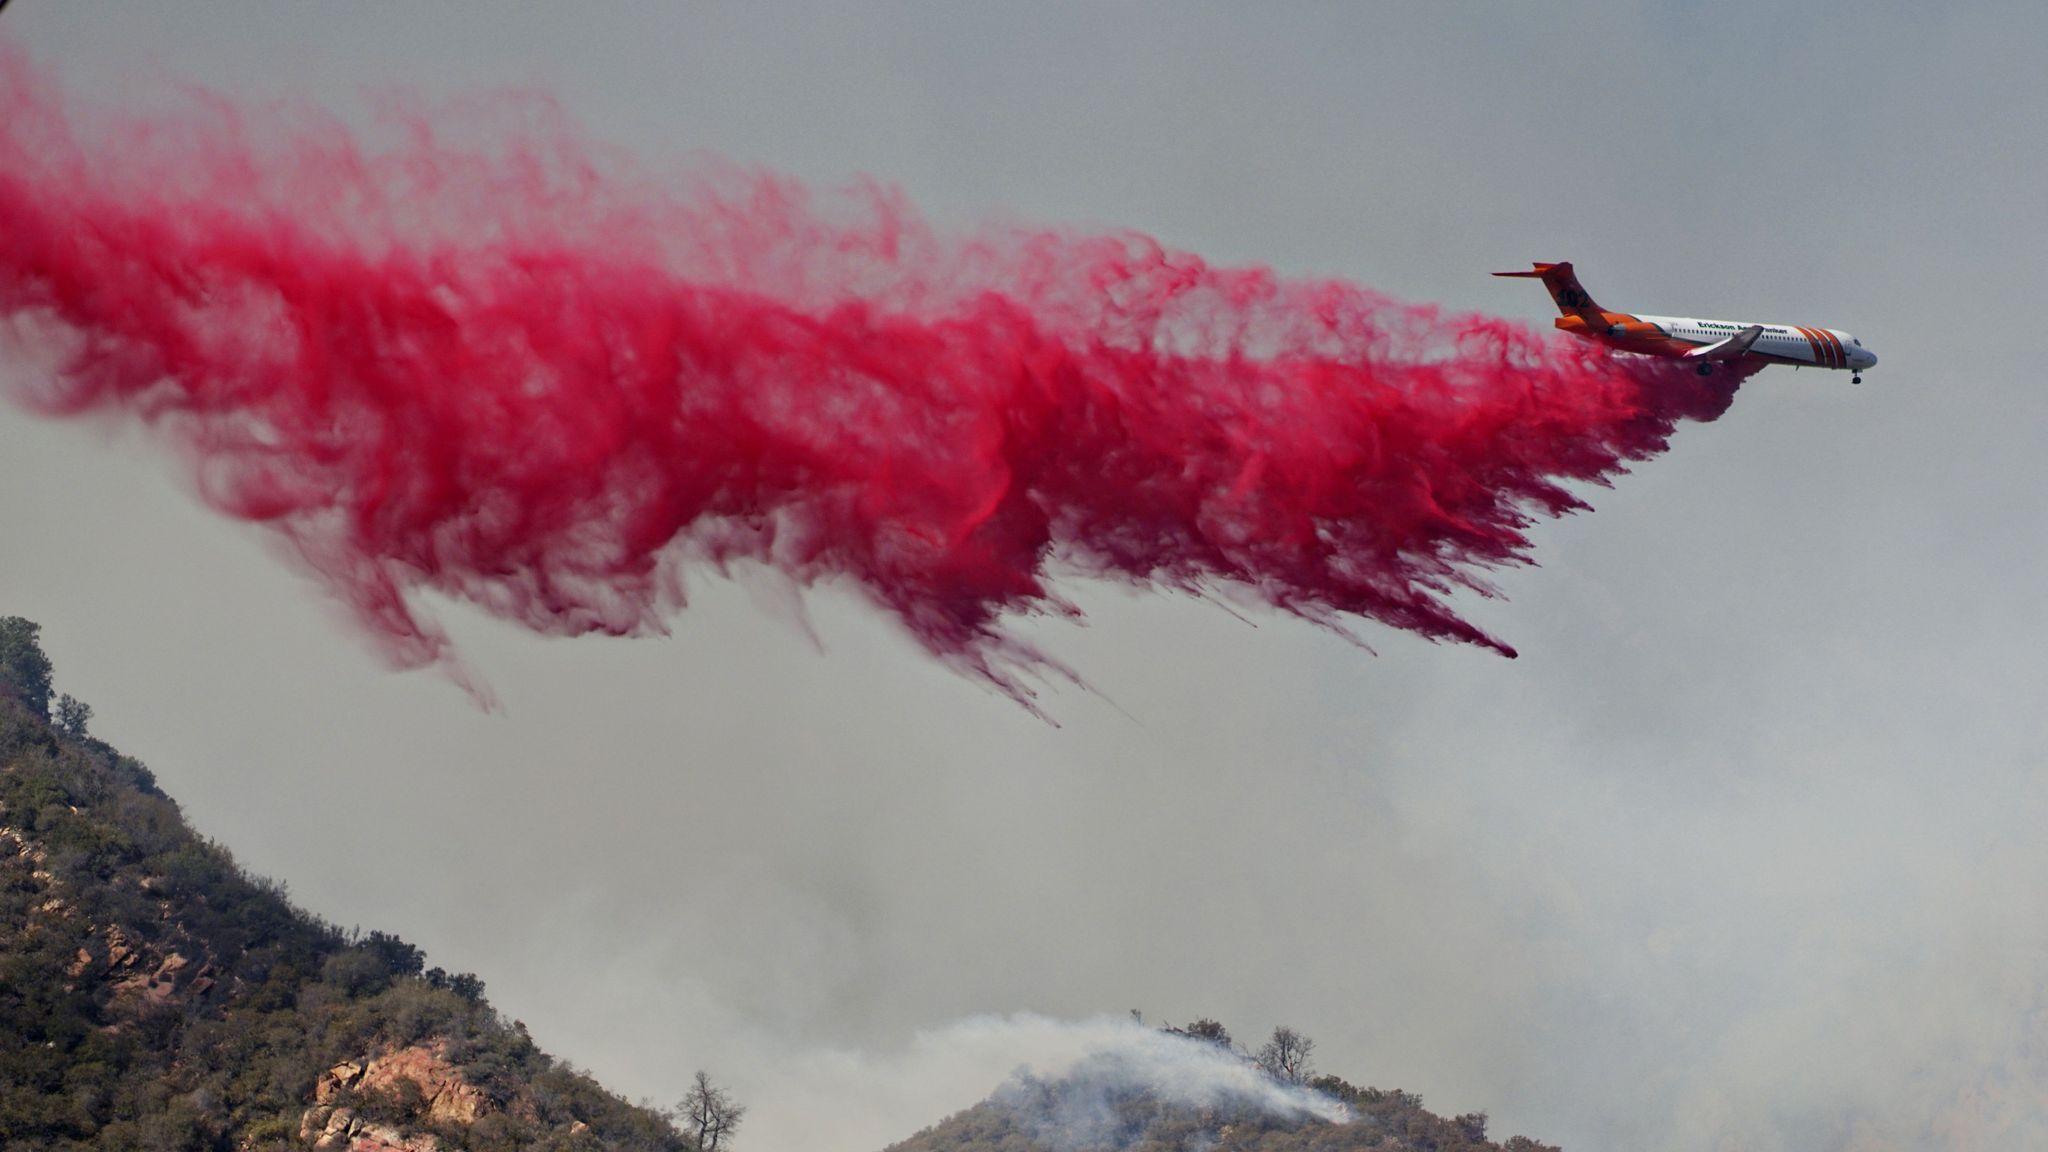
[1493,262,1604,318]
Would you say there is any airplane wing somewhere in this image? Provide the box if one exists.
[1681,324,1765,362]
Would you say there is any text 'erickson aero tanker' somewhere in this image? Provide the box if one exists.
[1497,262,1876,384]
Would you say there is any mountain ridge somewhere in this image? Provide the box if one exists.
[0,616,694,1151]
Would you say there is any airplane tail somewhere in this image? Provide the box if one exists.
[1493,261,1604,318]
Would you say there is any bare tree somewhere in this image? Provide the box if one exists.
[1256,1026,1316,1085]
[680,1070,747,1151]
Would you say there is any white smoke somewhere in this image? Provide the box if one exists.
[990,1024,1351,1151]
[732,1014,1348,1152]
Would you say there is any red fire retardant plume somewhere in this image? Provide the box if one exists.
[0,52,1744,707]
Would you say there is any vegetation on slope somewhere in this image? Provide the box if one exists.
[0,617,697,1151]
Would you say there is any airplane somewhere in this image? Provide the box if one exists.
[1495,262,1875,384]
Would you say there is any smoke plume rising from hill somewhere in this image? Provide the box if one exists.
[987,1024,1350,1148]
[740,1014,1348,1152]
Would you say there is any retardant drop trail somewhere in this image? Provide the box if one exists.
[0,50,1746,708]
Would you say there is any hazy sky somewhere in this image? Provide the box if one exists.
[5,5,2048,1150]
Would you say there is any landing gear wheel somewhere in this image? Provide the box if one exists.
[1695,363,1715,377]
[1852,374,1863,385]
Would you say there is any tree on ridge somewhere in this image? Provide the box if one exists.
[680,1070,746,1151]
[0,616,54,719]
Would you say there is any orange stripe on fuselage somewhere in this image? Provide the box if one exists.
[1801,327,1827,368]
[1817,328,1836,368]
[1802,325,1835,364]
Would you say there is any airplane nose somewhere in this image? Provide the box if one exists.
[1858,348,1878,368]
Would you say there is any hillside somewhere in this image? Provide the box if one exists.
[885,1067,1563,1152]
[0,617,694,1151]
[2,614,1567,1152]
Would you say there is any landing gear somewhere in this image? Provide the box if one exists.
[1695,363,1715,377]
[1852,374,1863,385]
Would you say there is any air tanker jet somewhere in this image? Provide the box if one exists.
[1496,262,1875,384]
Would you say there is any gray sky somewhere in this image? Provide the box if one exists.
[5,4,2047,1149]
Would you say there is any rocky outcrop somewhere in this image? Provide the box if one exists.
[300,1042,492,1147]
[109,949,213,1009]
[295,1104,443,1152]
[3,826,215,1013]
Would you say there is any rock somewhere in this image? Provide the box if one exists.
[299,1102,444,1151]
[313,1105,357,1150]
[335,1119,442,1152]
[358,1044,490,1127]
[352,1120,404,1149]
[316,1060,369,1103]
[105,928,137,969]
[310,1044,491,1139]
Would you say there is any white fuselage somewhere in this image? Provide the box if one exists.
[1633,315,1877,373]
